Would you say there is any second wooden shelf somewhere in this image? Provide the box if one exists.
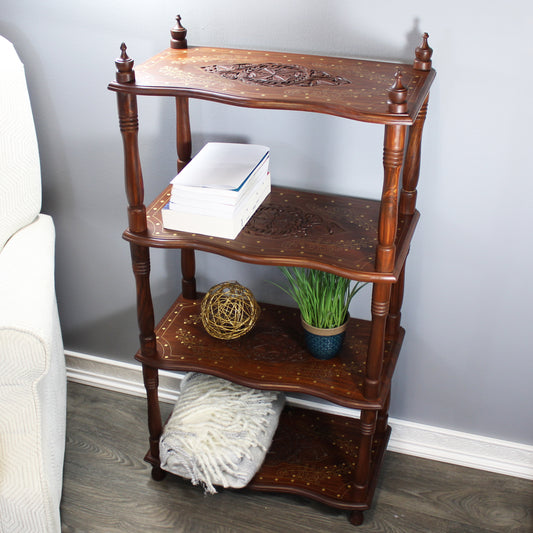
[124,185,419,283]
[135,294,403,410]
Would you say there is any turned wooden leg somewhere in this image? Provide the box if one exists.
[176,96,191,172]
[366,123,406,400]
[377,389,391,434]
[386,267,405,338]
[349,510,364,526]
[400,96,429,217]
[130,243,164,479]
[355,410,377,490]
[365,282,391,399]
[175,96,197,301]
[181,248,197,299]
[143,364,164,480]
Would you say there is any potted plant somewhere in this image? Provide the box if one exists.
[275,266,367,359]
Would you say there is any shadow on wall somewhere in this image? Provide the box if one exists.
[403,18,424,61]
[62,303,139,360]
[199,5,426,64]
[62,290,182,362]
[322,9,424,62]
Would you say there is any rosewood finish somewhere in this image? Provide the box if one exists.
[135,295,403,410]
[125,185,419,283]
[108,44,435,126]
[108,15,435,526]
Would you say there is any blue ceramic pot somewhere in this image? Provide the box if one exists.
[301,317,348,360]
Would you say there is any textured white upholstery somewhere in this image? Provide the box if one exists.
[0,36,41,252]
[0,35,66,533]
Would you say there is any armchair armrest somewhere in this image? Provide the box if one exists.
[0,214,57,342]
[0,214,66,533]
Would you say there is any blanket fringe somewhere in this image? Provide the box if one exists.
[160,373,284,494]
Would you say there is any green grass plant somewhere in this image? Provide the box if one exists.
[275,267,367,329]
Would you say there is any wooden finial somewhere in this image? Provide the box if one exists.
[170,14,188,49]
[413,32,433,71]
[388,68,408,114]
[115,43,135,83]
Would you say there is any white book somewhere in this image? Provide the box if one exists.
[170,142,270,203]
[170,171,270,216]
[170,154,269,209]
[162,174,271,239]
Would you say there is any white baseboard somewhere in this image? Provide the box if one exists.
[65,350,533,481]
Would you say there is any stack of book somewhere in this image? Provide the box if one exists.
[162,142,271,239]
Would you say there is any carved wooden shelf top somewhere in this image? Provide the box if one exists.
[123,186,419,282]
[108,46,435,125]
[135,295,403,410]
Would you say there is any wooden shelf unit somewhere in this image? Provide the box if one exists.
[108,17,435,527]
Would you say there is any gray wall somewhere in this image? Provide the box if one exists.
[2,1,532,445]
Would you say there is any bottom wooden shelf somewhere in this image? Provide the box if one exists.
[248,406,390,511]
[148,405,390,513]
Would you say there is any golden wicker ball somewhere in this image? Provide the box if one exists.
[200,281,260,340]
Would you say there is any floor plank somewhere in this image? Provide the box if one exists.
[60,382,533,532]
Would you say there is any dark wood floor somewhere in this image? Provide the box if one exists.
[60,382,532,532]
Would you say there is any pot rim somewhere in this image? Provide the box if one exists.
[301,315,349,337]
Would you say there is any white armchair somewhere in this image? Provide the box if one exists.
[0,36,66,532]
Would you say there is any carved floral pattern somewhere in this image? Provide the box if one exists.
[243,204,321,237]
[201,62,351,87]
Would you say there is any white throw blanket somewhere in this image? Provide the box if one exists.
[160,373,284,494]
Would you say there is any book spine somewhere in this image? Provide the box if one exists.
[161,179,271,239]
[170,172,270,215]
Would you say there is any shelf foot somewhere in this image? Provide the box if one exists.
[151,465,166,481]
[349,510,365,526]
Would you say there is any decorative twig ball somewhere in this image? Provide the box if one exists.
[201,281,260,340]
